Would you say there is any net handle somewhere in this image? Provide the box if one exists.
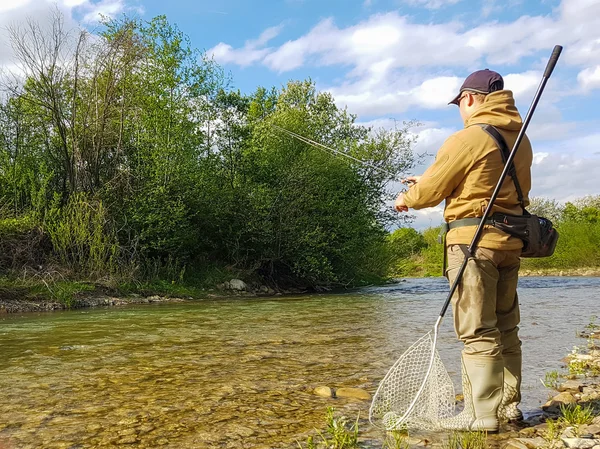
[439,45,562,318]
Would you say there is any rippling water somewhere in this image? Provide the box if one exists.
[0,276,599,448]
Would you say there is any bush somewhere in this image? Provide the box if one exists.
[0,214,48,272]
[44,193,120,278]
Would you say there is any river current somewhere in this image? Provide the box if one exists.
[0,276,599,448]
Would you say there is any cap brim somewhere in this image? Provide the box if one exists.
[448,92,461,106]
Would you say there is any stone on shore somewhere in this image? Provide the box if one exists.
[559,380,584,392]
[224,279,247,291]
[562,438,600,449]
[543,391,578,413]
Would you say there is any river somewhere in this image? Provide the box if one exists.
[0,276,599,448]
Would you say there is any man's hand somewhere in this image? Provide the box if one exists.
[402,176,421,185]
[394,193,408,212]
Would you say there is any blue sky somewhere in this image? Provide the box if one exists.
[1,0,599,228]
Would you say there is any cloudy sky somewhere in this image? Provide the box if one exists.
[1,0,599,228]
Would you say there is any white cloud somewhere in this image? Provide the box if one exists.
[533,152,549,165]
[531,152,600,201]
[212,0,600,84]
[62,0,88,6]
[81,0,125,23]
[208,25,283,67]
[403,0,462,9]
[577,65,600,91]
[326,74,462,116]
[412,206,445,230]
[0,0,32,13]
[503,71,541,99]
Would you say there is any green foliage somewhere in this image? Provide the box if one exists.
[528,197,564,224]
[383,429,410,449]
[44,193,119,278]
[542,370,562,390]
[521,220,600,271]
[558,403,595,427]
[443,431,488,449]
[388,227,427,277]
[542,418,562,446]
[41,281,95,308]
[0,12,418,290]
[298,407,359,449]
[0,214,36,236]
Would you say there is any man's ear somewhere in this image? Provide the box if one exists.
[466,92,476,107]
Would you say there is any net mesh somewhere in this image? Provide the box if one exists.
[369,331,456,431]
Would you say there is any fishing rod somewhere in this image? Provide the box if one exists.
[270,123,399,179]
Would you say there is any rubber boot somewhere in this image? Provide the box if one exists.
[439,353,504,432]
[498,353,523,422]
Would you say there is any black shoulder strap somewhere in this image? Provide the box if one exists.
[477,124,525,209]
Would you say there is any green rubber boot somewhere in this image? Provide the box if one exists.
[439,353,504,432]
[498,353,523,422]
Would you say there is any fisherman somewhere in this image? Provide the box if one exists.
[394,69,533,432]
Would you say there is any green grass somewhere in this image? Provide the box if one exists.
[542,418,562,445]
[442,431,488,449]
[542,370,562,390]
[383,429,410,449]
[298,407,359,449]
[0,276,96,308]
[559,403,595,426]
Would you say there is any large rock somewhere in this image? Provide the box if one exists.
[335,387,371,401]
[226,279,247,291]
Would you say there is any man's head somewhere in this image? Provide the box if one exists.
[449,69,504,122]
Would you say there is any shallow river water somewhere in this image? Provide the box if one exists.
[0,276,599,448]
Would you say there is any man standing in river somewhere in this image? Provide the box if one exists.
[394,69,533,432]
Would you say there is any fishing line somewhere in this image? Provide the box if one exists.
[270,123,399,179]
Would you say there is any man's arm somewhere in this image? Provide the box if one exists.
[402,134,475,210]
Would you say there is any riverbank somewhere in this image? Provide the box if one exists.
[500,327,600,449]
[2,269,600,314]
[519,267,600,277]
[0,277,301,313]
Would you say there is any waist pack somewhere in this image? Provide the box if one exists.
[490,211,559,258]
[450,124,559,258]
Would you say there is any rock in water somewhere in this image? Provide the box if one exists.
[314,386,334,398]
[335,387,371,400]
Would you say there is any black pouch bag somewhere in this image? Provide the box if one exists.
[479,124,559,258]
[491,211,559,258]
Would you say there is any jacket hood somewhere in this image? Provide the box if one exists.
[464,90,523,131]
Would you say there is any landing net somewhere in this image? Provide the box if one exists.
[369,331,456,431]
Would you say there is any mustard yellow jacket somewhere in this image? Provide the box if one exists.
[403,90,533,250]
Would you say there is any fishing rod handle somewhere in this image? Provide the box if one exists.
[544,45,563,78]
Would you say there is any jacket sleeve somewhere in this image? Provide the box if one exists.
[403,134,475,210]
